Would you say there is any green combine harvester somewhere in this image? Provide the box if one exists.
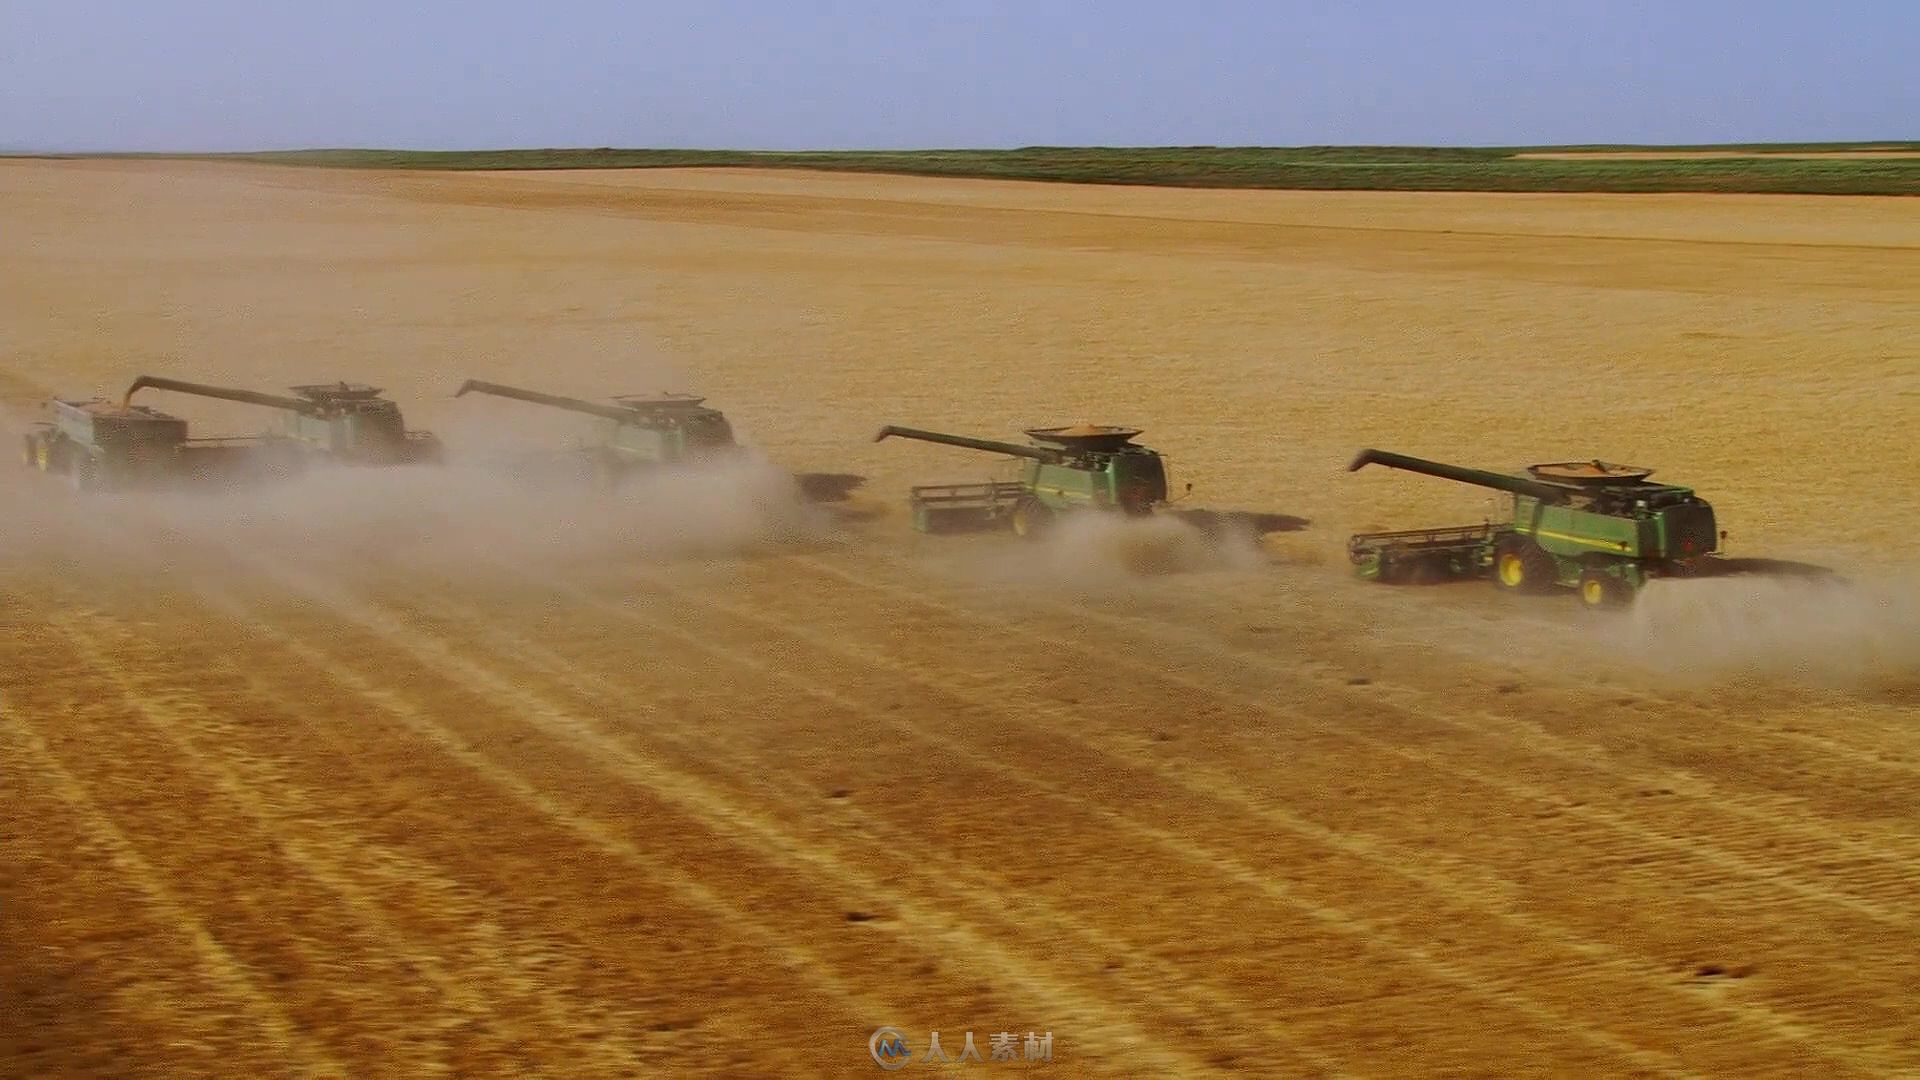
[1345,448,1723,606]
[124,375,442,466]
[454,379,736,477]
[873,423,1179,536]
[22,396,305,491]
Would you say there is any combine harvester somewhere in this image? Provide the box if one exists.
[21,396,304,491]
[455,379,734,480]
[873,423,1183,536]
[455,379,862,501]
[123,375,442,466]
[1345,448,1725,606]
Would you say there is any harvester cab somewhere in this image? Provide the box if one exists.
[872,423,1178,537]
[453,379,736,476]
[1344,448,1721,606]
[122,375,441,466]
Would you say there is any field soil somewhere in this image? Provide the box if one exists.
[3,160,1919,1078]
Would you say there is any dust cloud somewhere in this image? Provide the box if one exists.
[0,447,834,587]
[1614,573,1920,688]
[940,511,1267,593]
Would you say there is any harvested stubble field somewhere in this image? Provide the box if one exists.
[2,160,1919,1078]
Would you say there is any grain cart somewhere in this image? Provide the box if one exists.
[21,397,302,491]
[872,424,1179,537]
[454,379,738,478]
[1345,448,1722,606]
[123,376,441,465]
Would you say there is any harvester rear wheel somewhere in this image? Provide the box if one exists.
[1492,537,1554,594]
[1009,497,1053,540]
[1577,569,1629,608]
[22,433,39,469]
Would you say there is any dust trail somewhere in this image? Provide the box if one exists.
[0,450,835,588]
[938,511,1266,594]
[1614,573,1920,688]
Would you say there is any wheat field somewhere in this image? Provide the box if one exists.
[2,159,1918,1077]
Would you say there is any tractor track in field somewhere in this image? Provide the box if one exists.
[948,545,1920,831]
[703,553,1917,1069]
[783,551,1920,1042]
[353,577,1364,1078]
[0,715,344,1080]
[1254,573,1920,778]
[0,639,358,1080]
[43,607,641,1077]
[1028,572,1920,883]
[759,549,1919,1048]
[412,553,1881,1068]
[374,564,1704,1078]
[10,548,919,1076]
[8,517,1917,1075]
[83,526,1670,1074]
[795,551,1920,923]
[871,539,1920,783]
[775,545,1920,1045]
[10,593,763,1076]
[8,542,1916,1076]
[177,583,939,1078]
[189,552,1227,1078]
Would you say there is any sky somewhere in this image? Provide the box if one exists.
[1,1,1915,152]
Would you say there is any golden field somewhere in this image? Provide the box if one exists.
[2,160,1918,1077]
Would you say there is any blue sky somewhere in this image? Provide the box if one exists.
[2,1,1913,151]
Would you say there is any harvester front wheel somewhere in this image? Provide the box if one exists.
[1577,569,1629,609]
[69,453,99,492]
[592,455,622,492]
[1492,538,1553,594]
[1009,498,1053,541]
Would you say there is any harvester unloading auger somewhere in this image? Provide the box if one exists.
[454,378,735,476]
[1344,448,1725,606]
[873,423,1180,536]
[123,375,441,465]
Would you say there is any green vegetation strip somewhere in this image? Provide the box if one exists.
[24,144,1920,195]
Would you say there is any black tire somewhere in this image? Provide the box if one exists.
[1578,568,1631,609]
[1492,536,1555,594]
[1009,497,1053,540]
[22,433,40,469]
